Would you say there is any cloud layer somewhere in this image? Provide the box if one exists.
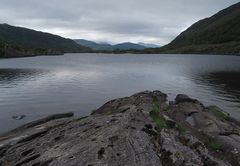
[0,0,238,45]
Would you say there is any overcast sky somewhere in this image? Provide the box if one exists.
[0,0,239,45]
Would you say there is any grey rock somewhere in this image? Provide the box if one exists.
[163,115,176,128]
[12,115,26,120]
[0,91,239,166]
[186,116,195,127]
[175,94,199,104]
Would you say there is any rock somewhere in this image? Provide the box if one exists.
[206,106,230,120]
[169,101,175,105]
[158,130,224,166]
[0,91,239,166]
[185,116,195,127]
[160,130,202,165]
[175,94,199,104]
[163,115,176,129]
[12,115,26,120]
[12,112,74,132]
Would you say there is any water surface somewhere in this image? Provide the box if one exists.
[0,53,240,133]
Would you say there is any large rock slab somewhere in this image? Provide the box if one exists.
[0,91,239,166]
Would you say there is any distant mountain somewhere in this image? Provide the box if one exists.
[0,24,91,58]
[74,39,113,51]
[75,39,146,51]
[144,2,240,55]
[138,43,160,48]
[113,42,145,50]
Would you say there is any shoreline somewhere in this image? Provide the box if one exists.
[0,91,239,165]
[1,52,240,59]
[0,52,63,59]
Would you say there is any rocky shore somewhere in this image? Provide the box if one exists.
[0,91,240,166]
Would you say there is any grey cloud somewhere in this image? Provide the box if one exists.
[0,0,239,45]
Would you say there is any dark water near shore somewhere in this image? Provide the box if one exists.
[0,53,240,133]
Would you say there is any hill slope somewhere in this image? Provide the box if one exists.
[146,2,240,55]
[0,24,91,58]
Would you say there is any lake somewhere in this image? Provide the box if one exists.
[0,53,240,133]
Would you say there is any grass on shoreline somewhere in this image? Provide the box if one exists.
[150,102,166,130]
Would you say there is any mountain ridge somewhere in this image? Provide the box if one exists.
[74,39,152,51]
[143,2,240,55]
[74,39,113,51]
[0,24,91,58]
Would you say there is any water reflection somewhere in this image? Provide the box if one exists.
[195,71,240,103]
[0,68,47,87]
[1,54,240,133]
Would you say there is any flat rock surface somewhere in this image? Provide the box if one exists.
[0,91,239,166]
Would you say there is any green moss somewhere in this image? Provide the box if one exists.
[150,102,166,130]
[208,142,221,151]
[174,151,183,159]
[105,110,113,115]
[90,109,96,115]
[175,123,186,133]
[205,137,222,151]
[210,108,229,120]
[163,105,170,112]
[152,102,159,112]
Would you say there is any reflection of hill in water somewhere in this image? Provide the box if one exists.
[195,71,240,102]
[0,68,48,86]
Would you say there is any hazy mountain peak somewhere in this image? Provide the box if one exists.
[75,39,151,51]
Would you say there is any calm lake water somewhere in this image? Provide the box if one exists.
[1,53,240,133]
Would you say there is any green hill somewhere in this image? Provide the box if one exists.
[0,24,91,58]
[145,2,240,55]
